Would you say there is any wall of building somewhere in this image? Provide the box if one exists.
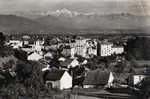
[99,43,124,57]
[100,43,113,57]
[60,72,72,90]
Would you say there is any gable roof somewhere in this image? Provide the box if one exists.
[83,69,110,85]
[44,70,66,81]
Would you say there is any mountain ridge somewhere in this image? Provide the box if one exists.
[0,13,150,34]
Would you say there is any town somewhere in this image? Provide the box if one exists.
[0,31,150,99]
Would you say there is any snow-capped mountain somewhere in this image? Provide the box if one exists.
[45,8,98,18]
[47,8,80,17]
[3,8,150,34]
[12,8,84,18]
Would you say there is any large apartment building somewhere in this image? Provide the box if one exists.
[98,41,124,57]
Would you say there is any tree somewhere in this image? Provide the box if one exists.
[0,32,5,48]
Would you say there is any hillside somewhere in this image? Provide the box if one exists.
[0,15,51,34]
[0,14,150,35]
[36,13,150,31]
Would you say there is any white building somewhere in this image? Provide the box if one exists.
[32,45,44,52]
[100,42,124,57]
[75,45,87,57]
[74,39,88,57]
[133,74,146,85]
[100,42,113,57]
[7,40,23,49]
[86,40,97,57]
[30,39,44,52]
[27,52,43,61]
[73,39,97,58]
[111,46,124,55]
[45,70,72,90]
[23,40,29,46]
[61,39,97,58]
[35,39,44,46]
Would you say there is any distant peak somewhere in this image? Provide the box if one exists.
[48,8,80,17]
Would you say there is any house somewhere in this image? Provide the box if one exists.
[44,70,72,90]
[83,69,111,88]
[27,52,43,61]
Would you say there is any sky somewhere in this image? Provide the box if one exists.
[0,0,150,15]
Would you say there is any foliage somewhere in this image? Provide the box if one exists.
[0,32,5,48]
[0,57,53,98]
[126,36,150,60]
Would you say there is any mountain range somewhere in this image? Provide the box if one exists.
[1,9,150,34]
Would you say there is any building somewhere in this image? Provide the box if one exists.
[75,45,87,57]
[132,74,146,85]
[100,42,113,57]
[7,40,23,49]
[45,70,72,90]
[73,39,97,58]
[35,39,44,46]
[32,44,44,52]
[111,45,124,55]
[61,38,97,58]
[74,39,88,57]
[86,40,97,57]
[23,40,29,46]
[98,41,124,57]
[22,35,30,46]
[27,52,43,61]
[33,39,44,52]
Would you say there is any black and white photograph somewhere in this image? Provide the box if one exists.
[0,0,150,99]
